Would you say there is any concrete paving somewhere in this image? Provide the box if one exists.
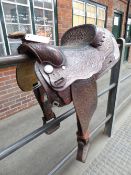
[56,105,131,175]
[82,114,131,175]
[0,65,131,175]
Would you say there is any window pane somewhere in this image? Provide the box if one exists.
[35,25,53,40]
[73,15,79,26]
[78,16,84,25]
[18,5,30,24]
[86,4,96,18]
[20,25,31,33]
[86,17,96,25]
[34,8,44,25]
[86,4,96,17]
[0,44,5,56]
[17,0,28,4]
[73,1,84,11]
[44,0,52,9]
[97,19,105,27]
[86,4,96,25]
[35,25,46,36]
[73,1,84,16]
[10,43,21,54]
[97,7,105,27]
[45,26,53,40]
[6,24,19,42]
[73,15,84,26]
[97,7,105,20]
[6,24,19,34]
[34,0,44,7]
[45,10,53,25]
[3,3,18,23]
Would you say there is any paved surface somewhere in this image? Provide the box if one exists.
[0,65,131,175]
[83,116,131,175]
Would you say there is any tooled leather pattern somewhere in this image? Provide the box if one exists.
[37,27,119,91]
[17,25,120,92]
[61,24,96,46]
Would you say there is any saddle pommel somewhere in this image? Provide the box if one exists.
[18,43,64,67]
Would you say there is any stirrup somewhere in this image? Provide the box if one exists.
[42,114,60,135]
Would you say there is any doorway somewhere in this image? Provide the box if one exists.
[112,12,122,39]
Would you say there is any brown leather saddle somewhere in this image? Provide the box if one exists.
[10,24,120,162]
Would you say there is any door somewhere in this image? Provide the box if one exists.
[112,12,122,39]
[125,17,131,61]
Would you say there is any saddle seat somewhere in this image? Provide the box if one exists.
[18,24,120,91]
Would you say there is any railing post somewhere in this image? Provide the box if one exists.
[104,38,126,137]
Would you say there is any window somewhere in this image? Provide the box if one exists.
[33,0,55,45]
[1,0,56,54]
[73,0,106,28]
[1,0,32,54]
[86,3,96,25]
[97,7,106,27]
[0,22,6,56]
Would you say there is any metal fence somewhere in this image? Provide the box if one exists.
[0,38,131,174]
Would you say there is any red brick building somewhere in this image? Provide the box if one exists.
[0,0,131,119]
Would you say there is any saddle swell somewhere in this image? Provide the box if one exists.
[17,24,120,92]
[18,43,65,67]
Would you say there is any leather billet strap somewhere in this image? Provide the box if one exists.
[33,84,56,121]
[17,43,65,67]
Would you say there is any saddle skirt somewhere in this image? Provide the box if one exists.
[17,24,120,91]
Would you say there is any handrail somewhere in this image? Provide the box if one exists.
[0,83,115,160]
[0,54,30,67]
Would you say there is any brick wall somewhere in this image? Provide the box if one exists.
[0,66,36,120]
[57,0,72,44]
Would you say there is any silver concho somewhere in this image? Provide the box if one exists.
[44,65,54,74]
[62,66,66,70]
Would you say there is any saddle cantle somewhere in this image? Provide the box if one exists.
[17,24,119,91]
[14,24,120,163]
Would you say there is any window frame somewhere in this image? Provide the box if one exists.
[1,0,33,54]
[33,0,56,44]
[0,0,57,56]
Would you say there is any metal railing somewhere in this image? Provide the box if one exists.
[0,38,131,174]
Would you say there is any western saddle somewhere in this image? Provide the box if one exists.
[9,24,120,162]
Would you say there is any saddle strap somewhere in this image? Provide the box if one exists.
[35,62,66,107]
